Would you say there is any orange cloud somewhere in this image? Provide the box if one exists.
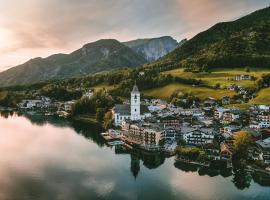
[0,0,268,69]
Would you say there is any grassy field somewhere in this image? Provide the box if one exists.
[163,68,270,88]
[250,88,270,105]
[92,84,116,91]
[227,87,270,109]
[143,83,236,100]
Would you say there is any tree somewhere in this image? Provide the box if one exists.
[103,110,114,129]
[177,138,186,146]
[95,108,106,123]
[245,67,251,73]
[175,147,200,161]
[197,151,209,163]
[214,83,221,89]
[233,131,253,158]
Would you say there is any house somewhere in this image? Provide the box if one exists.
[228,84,240,91]
[159,115,180,129]
[175,108,203,116]
[204,143,220,160]
[112,84,151,126]
[63,100,76,112]
[250,111,270,129]
[198,118,214,127]
[221,110,241,124]
[18,100,42,110]
[183,129,215,146]
[258,112,270,125]
[256,137,270,165]
[243,128,262,141]
[139,71,145,76]
[164,127,179,141]
[214,108,230,119]
[222,96,230,105]
[221,125,241,139]
[83,89,93,98]
[204,97,217,106]
[235,74,252,81]
[220,141,234,161]
[122,120,165,150]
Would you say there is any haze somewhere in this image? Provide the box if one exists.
[0,0,269,71]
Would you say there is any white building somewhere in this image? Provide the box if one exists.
[183,129,215,146]
[214,108,230,119]
[256,137,270,164]
[112,85,151,126]
[235,74,252,81]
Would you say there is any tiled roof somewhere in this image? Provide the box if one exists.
[132,85,139,93]
[114,104,150,115]
[114,104,130,115]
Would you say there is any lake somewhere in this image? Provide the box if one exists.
[0,112,269,200]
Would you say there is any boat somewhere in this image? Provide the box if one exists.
[101,129,122,141]
[107,141,124,146]
[45,112,54,116]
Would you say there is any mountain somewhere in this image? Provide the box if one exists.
[178,38,187,47]
[0,39,147,87]
[123,36,178,61]
[154,7,270,71]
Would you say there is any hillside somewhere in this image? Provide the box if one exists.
[0,39,147,87]
[153,7,270,71]
[123,36,179,61]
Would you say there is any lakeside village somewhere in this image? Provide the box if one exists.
[5,81,270,174]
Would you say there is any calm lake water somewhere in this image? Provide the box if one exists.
[0,112,270,200]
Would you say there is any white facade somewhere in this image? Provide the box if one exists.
[183,129,214,146]
[112,85,151,126]
[130,85,141,121]
[114,112,130,125]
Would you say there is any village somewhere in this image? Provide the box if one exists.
[11,79,270,173]
[108,84,270,172]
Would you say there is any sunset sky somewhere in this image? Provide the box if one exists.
[0,0,269,71]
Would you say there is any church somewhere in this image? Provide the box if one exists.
[112,84,151,126]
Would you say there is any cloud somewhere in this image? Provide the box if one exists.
[0,0,269,68]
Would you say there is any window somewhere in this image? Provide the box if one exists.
[134,95,137,99]
[135,109,136,112]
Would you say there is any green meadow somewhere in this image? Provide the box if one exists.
[163,68,270,88]
[143,83,236,101]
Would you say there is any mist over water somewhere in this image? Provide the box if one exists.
[0,112,269,200]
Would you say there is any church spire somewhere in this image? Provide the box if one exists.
[132,83,139,93]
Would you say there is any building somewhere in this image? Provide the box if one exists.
[112,85,151,126]
[221,110,241,124]
[164,127,180,141]
[83,89,93,98]
[159,115,180,128]
[221,126,241,139]
[250,111,270,129]
[183,129,215,146]
[220,141,234,161]
[122,121,165,150]
[214,108,230,119]
[256,137,270,165]
[222,96,230,105]
[235,74,252,81]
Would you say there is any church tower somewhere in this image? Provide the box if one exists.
[130,84,141,121]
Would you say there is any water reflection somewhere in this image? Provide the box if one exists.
[0,112,270,200]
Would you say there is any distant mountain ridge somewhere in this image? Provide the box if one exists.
[0,39,147,86]
[123,36,179,61]
[153,6,270,71]
[0,36,180,87]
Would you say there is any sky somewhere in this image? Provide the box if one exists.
[0,0,269,71]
